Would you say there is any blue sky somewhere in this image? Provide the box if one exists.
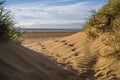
[6,0,108,29]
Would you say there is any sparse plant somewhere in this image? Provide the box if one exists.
[0,0,22,44]
[84,0,120,59]
[84,0,120,39]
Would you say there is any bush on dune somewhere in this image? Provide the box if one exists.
[83,0,120,56]
[0,0,22,44]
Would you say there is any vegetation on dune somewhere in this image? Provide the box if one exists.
[81,0,120,79]
[0,0,22,44]
[83,0,120,56]
[83,0,120,37]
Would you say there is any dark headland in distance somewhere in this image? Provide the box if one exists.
[20,28,81,32]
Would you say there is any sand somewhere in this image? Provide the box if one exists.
[22,32,96,79]
[23,32,77,42]
[22,32,77,52]
[23,31,120,80]
[0,41,79,80]
[1,31,119,80]
[2,0,120,79]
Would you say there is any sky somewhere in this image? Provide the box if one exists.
[6,0,108,29]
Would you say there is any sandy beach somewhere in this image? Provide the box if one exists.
[22,31,78,52]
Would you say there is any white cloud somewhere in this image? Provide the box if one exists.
[8,1,104,29]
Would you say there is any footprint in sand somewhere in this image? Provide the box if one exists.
[41,46,46,49]
[61,40,66,42]
[68,43,75,47]
[71,48,77,51]
[54,39,60,42]
[64,42,68,45]
[74,52,79,56]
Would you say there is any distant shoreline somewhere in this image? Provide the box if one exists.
[20,28,81,32]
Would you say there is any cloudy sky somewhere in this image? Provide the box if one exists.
[6,0,107,29]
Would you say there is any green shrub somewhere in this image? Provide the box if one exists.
[0,0,22,44]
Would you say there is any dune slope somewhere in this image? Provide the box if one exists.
[41,29,120,80]
[18,0,120,80]
[0,41,78,80]
[41,32,98,79]
[39,0,120,79]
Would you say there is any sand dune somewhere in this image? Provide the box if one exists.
[2,0,120,80]
[22,32,77,52]
[23,32,98,79]
[0,41,78,80]
[25,31,120,80]
[40,32,96,79]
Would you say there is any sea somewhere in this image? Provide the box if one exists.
[20,28,81,32]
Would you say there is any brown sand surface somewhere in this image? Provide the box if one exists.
[23,32,77,42]
[23,32,97,79]
[24,31,120,80]
[0,41,79,80]
[22,32,78,52]
[42,32,120,80]
[21,1,120,79]
[41,32,96,79]
[1,0,120,80]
